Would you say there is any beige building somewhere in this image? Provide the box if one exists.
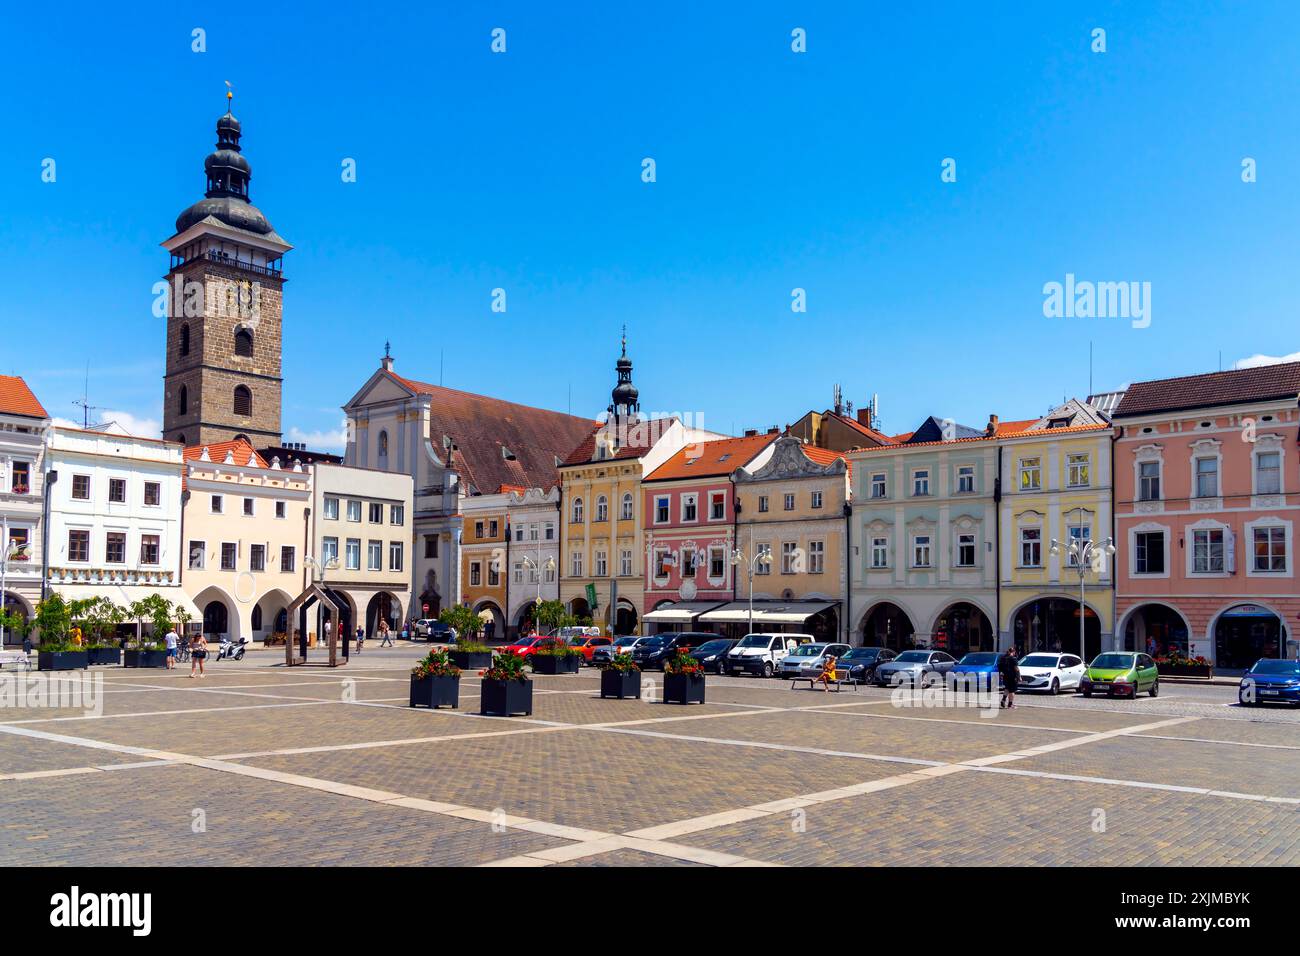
[181,439,310,641]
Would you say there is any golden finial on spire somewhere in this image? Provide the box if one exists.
[224,80,233,109]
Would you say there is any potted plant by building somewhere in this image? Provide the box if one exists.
[34,594,88,671]
[409,647,462,709]
[123,595,173,668]
[599,652,641,699]
[663,648,706,704]
[480,651,532,716]
[1154,649,1213,679]
[439,605,493,668]
[81,597,125,665]
[530,636,582,675]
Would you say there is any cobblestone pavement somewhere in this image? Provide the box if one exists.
[0,647,1295,867]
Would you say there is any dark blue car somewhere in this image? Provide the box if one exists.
[949,652,1002,691]
[1238,658,1300,706]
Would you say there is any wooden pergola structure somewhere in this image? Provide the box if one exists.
[285,581,347,667]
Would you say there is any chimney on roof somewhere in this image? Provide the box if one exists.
[986,414,999,437]
[767,426,779,435]
[744,428,758,437]
[857,408,872,427]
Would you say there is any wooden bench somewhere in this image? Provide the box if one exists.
[790,668,857,692]
[0,650,32,671]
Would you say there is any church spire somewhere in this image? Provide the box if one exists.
[608,328,639,424]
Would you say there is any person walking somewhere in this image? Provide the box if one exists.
[998,646,1020,709]
[189,632,209,678]
[165,624,180,670]
[380,620,394,647]
[21,632,32,657]
[355,624,364,654]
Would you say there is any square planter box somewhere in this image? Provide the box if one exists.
[449,650,493,670]
[663,672,706,705]
[600,669,642,699]
[86,647,121,666]
[480,678,533,716]
[1157,662,1213,678]
[531,655,580,675]
[37,650,88,671]
[409,674,460,709]
[123,649,169,669]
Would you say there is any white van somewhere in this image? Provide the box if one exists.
[724,633,814,678]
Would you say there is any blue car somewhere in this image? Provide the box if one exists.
[1239,658,1300,706]
[948,652,1002,691]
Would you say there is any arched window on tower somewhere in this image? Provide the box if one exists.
[177,433,187,446]
[233,385,252,417]
[179,385,188,416]
[234,328,254,358]
[180,324,191,357]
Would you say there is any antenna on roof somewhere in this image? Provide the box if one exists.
[1089,340,1093,397]
[71,362,102,429]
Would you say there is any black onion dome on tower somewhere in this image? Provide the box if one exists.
[175,110,276,236]
[608,331,640,420]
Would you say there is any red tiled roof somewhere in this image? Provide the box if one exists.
[562,417,679,467]
[850,421,1108,454]
[1114,362,1300,417]
[888,431,914,443]
[0,376,48,419]
[996,419,1039,435]
[388,371,597,493]
[824,412,893,446]
[645,433,776,482]
[184,439,268,468]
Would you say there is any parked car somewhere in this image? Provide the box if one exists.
[949,652,1002,690]
[631,634,703,670]
[836,646,896,684]
[550,625,602,641]
[567,634,614,664]
[688,638,739,674]
[874,650,957,687]
[415,619,456,642]
[788,642,852,679]
[1238,658,1300,706]
[724,633,812,678]
[499,636,543,658]
[591,635,651,666]
[1017,652,1086,695]
[1081,652,1159,698]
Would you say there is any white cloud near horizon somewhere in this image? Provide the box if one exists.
[286,420,349,453]
[51,409,161,438]
[1235,351,1300,369]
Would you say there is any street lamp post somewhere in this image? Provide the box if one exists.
[1050,516,1116,664]
[730,546,772,636]
[521,553,556,632]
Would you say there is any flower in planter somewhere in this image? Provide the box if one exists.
[481,651,529,683]
[662,649,704,676]
[411,648,462,680]
[601,651,640,673]
[531,637,581,658]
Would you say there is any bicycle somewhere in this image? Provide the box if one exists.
[176,639,192,664]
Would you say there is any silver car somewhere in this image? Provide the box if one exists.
[874,650,957,687]
[789,643,852,678]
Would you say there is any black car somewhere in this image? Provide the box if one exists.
[630,634,703,670]
[688,637,738,674]
[425,621,456,643]
[838,646,896,684]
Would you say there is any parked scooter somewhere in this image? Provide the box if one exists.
[216,636,248,661]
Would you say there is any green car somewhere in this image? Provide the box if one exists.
[1081,652,1159,699]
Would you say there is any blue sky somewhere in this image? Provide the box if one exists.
[3,1,1298,448]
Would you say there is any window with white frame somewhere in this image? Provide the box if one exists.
[469,561,482,586]
[346,500,361,522]
[514,562,524,584]
[1252,526,1286,572]
[871,536,888,569]
[783,493,795,511]
[956,533,976,567]
[368,540,382,571]
[515,525,524,542]
[595,550,607,577]
[870,473,886,498]
[571,497,584,523]
[681,549,697,577]
[369,502,383,523]
[912,470,930,497]
[1019,457,1041,491]
[596,496,608,522]
[544,521,555,540]
[956,465,975,494]
[654,549,670,579]
[571,552,583,577]
[682,494,697,522]
[1194,457,1219,498]
[188,540,206,570]
[1256,451,1282,495]
[1067,453,1090,488]
[621,493,634,520]
[758,496,769,513]
[1020,527,1042,567]
[250,543,265,572]
[323,496,339,520]
[1066,523,1091,566]
[810,491,823,510]
[655,496,669,523]
[1134,531,1165,574]
[709,491,725,520]
[912,535,932,568]
[807,540,824,573]
[755,544,772,574]
[345,538,361,570]
[620,549,633,576]
[1138,460,1161,501]
[709,546,725,578]
[211,494,224,514]
[1192,528,1225,573]
[781,541,799,573]
[389,541,403,572]
[275,500,286,519]
[322,537,338,567]
[391,504,404,525]
[221,542,238,571]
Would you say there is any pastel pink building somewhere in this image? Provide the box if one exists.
[1113,362,1300,669]
[640,433,776,632]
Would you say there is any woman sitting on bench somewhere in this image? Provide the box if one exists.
[812,655,839,692]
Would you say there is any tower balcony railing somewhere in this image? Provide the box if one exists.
[170,250,283,279]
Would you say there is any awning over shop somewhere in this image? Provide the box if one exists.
[699,600,839,625]
[642,601,726,624]
[47,584,201,619]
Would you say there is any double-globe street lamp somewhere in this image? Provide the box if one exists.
[520,553,556,633]
[1049,517,1115,664]
[730,546,773,636]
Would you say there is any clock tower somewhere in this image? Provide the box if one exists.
[161,101,291,447]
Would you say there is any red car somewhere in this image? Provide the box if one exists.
[499,636,543,658]
[567,635,614,663]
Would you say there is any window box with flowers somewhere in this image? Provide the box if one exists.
[530,638,582,675]
[480,652,533,716]
[409,648,462,709]
[662,649,706,705]
[599,652,642,699]
[1154,651,1213,679]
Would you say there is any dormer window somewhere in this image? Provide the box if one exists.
[501,446,517,461]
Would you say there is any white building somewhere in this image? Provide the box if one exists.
[1,376,51,643]
[44,427,196,618]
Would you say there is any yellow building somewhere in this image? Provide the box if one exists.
[460,496,509,640]
[997,400,1115,658]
